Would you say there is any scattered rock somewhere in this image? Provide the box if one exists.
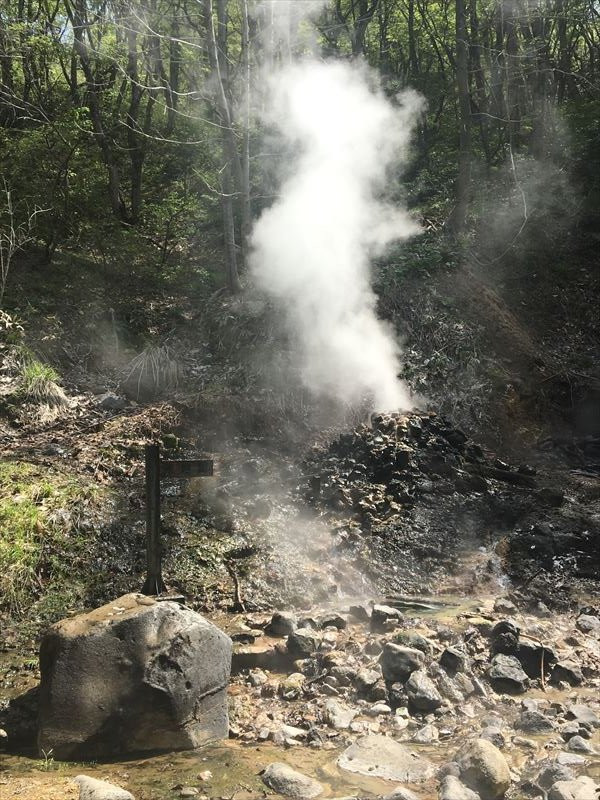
[439,775,481,800]
[441,648,470,675]
[96,393,128,411]
[548,777,599,800]
[287,629,320,658]
[371,605,404,632]
[489,654,529,694]
[566,704,600,728]
[382,787,419,800]
[338,734,435,782]
[405,670,443,712]
[535,762,575,790]
[516,641,556,678]
[567,735,595,753]
[261,763,323,799]
[413,723,439,743]
[576,615,600,636]
[493,598,517,615]
[323,700,357,730]
[551,662,583,687]
[74,776,134,800]
[266,612,297,637]
[393,631,434,655]
[380,644,425,683]
[515,710,554,734]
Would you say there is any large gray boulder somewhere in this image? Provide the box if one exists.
[455,739,511,799]
[338,734,434,783]
[38,593,232,760]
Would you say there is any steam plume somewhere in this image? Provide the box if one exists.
[250,60,422,411]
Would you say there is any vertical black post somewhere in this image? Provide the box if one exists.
[142,443,166,595]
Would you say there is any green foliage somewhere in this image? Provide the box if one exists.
[0,461,107,616]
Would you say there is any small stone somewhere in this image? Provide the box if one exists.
[535,762,575,790]
[348,605,370,623]
[279,673,305,698]
[287,629,319,658]
[354,667,381,693]
[480,728,505,749]
[323,700,357,730]
[382,787,419,800]
[556,752,586,767]
[261,763,323,799]
[512,736,537,749]
[560,721,589,741]
[413,723,439,743]
[179,789,199,798]
[566,704,600,728]
[576,615,600,635]
[393,631,434,655]
[441,647,470,674]
[338,734,434,782]
[369,703,392,716]
[515,710,554,733]
[319,614,347,630]
[493,598,517,615]
[567,735,594,753]
[97,393,128,411]
[371,604,404,631]
[516,641,556,679]
[551,662,583,687]
[248,669,269,687]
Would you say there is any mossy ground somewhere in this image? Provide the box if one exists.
[0,460,111,624]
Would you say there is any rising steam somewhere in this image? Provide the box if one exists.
[250,61,422,411]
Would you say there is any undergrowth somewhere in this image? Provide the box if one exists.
[0,461,109,619]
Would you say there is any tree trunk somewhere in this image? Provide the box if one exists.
[240,0,252,261]
[448,0,471,234]
[204,0,242,291]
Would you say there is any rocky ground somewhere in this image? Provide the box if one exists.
[223,595,600,800]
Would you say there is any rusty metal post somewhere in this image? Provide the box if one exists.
[142,443,166,595]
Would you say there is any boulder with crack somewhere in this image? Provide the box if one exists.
[38,593,232,760]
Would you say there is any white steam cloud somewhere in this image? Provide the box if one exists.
[250,60,422,411]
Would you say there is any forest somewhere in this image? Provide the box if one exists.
[0,1,600,799]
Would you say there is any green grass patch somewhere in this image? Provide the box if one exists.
[16,351,68,407]
[0,461,108,617]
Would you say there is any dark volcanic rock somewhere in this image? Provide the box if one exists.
[516,641,556,679]
[489,654,529,694]
[551,661,583,687]
[441,647,470,675]
[405,670,443,712]
[380,643,425,683]
[287,629,320,658]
